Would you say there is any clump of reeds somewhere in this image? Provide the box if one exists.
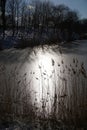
[0,48,87,129]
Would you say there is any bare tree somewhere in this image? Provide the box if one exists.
[20,1,28,30]
[15,0,22,33]
[0,0,7,37]
[7,0,16,36]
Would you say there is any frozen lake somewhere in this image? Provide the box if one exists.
[0,40,87,128]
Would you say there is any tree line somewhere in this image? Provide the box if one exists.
[0,0,87,42]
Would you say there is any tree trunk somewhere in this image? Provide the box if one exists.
[1,0,6,38]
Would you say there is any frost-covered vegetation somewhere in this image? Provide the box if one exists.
[0,46,87,129]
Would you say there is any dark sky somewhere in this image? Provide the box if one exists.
[50,0,87,18]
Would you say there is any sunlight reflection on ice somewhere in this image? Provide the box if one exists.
[13,45,87,116]
[25,48,62,114]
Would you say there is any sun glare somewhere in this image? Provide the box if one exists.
[25,49,62,114]
[38,53,53,75]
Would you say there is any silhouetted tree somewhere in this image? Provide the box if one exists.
[1,0,86,44]
[15,0,22,33]
[7,0,16,36]
[0,0,7,37]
